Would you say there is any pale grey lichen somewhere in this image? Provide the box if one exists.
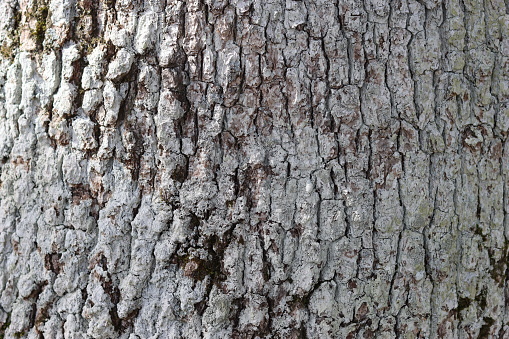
[0,0,508,338]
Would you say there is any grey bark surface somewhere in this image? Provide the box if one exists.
[0,0,508,338]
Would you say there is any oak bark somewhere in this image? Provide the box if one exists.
[0,0,509,338]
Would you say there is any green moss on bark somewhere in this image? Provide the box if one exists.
[0,313,11,339]
[29,4,49,50]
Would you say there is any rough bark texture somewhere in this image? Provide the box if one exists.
[0,0,508,338]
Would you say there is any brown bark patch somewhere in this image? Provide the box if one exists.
[44,253,62,275]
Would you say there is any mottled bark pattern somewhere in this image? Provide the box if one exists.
[0,0,508,338]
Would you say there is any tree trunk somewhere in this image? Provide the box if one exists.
[0,0,508,338]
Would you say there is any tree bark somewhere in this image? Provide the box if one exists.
[0,0,508,338]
